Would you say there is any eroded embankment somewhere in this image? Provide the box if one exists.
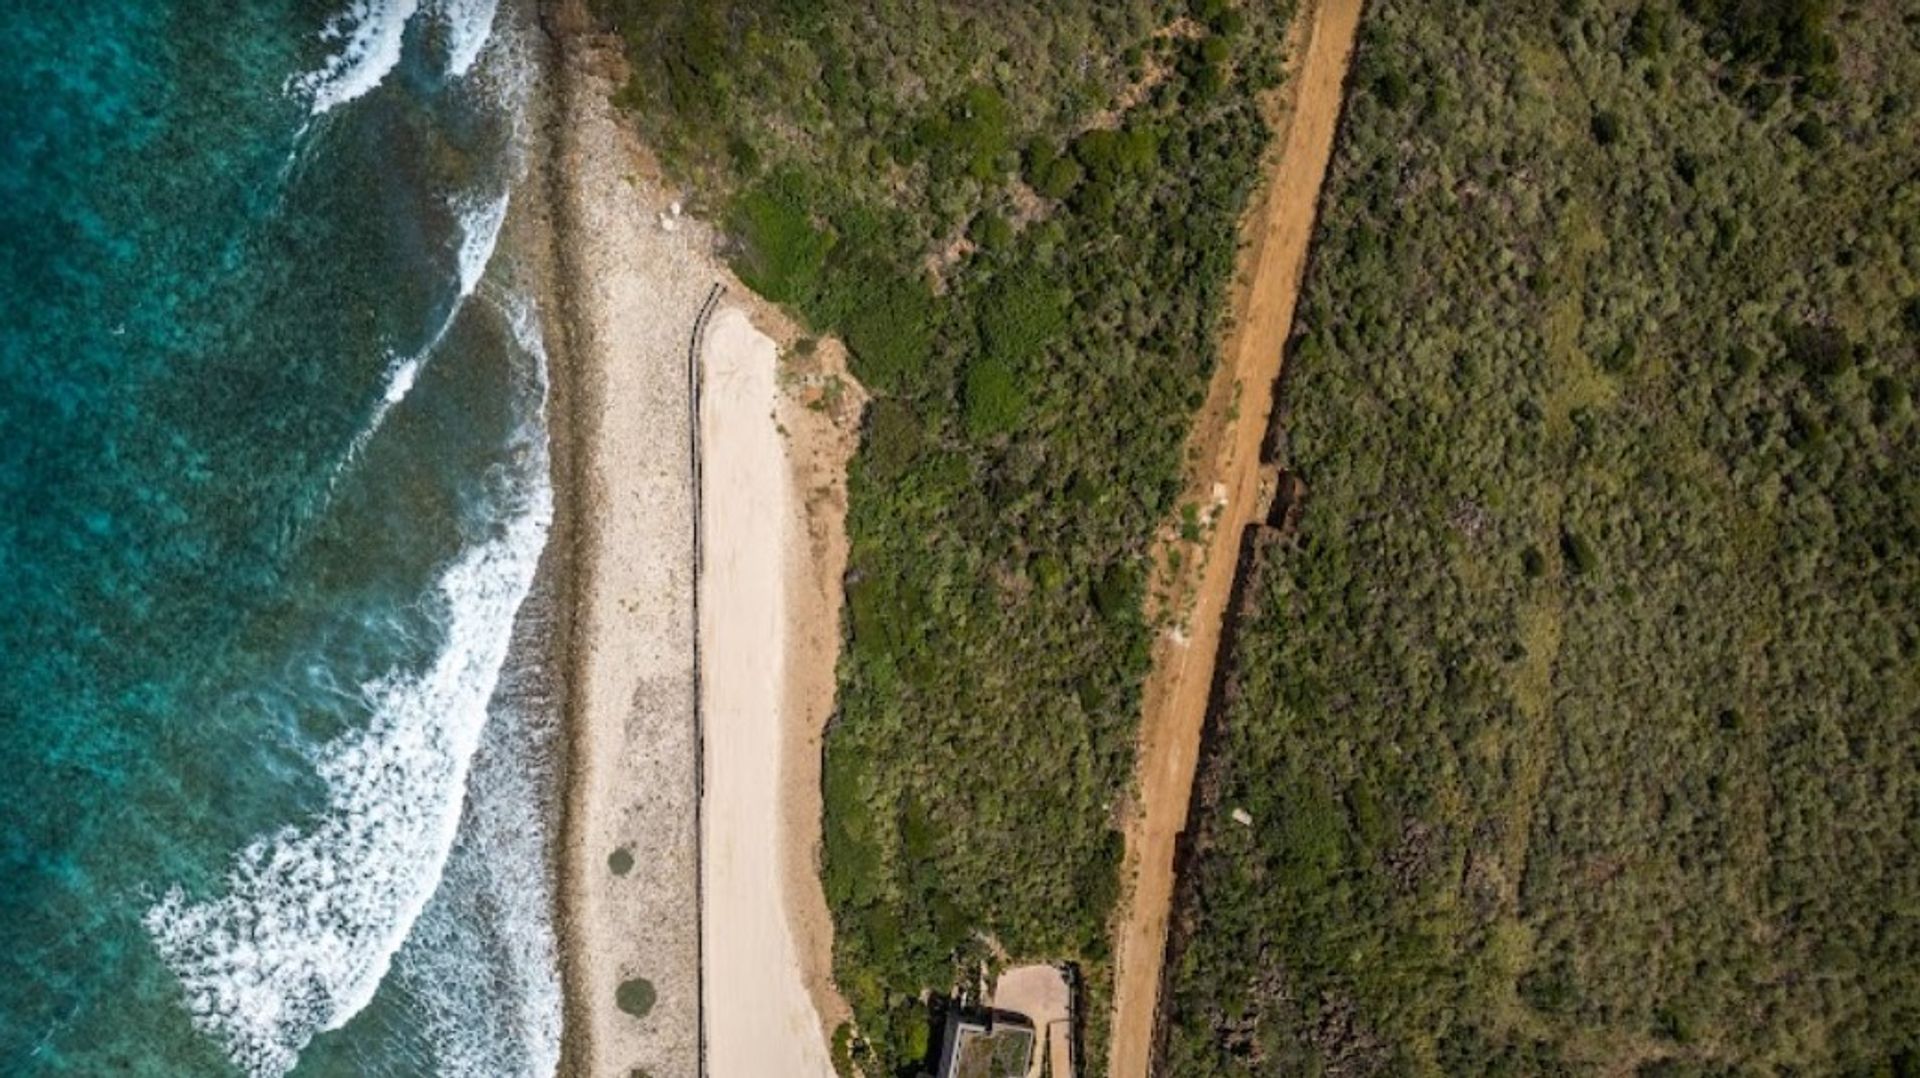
[1106,1,1365,1074]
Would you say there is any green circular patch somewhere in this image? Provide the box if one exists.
[608,847,634,876]
[616,977,656,1019]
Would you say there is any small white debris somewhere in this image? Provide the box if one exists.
[658,212,680,232]
[1230,808,1254,827]
[669,200,683,216]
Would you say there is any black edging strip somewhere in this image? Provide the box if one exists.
[689,280,723,1078]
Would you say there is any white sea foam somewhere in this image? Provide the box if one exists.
[400,692,562,1077]
[338,189,510,476]
[454,192,510,300]
[291,0,423,117]
[143,342,553,1076]
[395,292,562,1078]
[381,355,421,405]
[431,0,500,80]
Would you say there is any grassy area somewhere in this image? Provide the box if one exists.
[953,1025,1035,1078]
[589,0,1296,1071]
[1161,1,1920,1074]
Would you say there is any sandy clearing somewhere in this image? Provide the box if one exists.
[698,308,839,1078]
[1106,1,1364,1074]
[992,965,1075,1078]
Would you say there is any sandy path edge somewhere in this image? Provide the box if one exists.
[1106,1,1365,1075]
[772,336,864,1053]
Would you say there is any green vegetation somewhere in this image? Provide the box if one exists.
[615,977,656,1019]
[831,1022,856,1077]
[1683,0,1838,94]
[1162,1,1920,1074]
[607,846,634,876]
[953,1024,1035,1078]
[593,0,1294,1070]
[729,181,834,303]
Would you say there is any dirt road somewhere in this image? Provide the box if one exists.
[1106,1,1363,1073]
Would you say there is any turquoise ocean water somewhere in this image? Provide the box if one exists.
[0,2,564,1074]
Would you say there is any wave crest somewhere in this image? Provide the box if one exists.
[432,0,500,80]
[290,0,422,117]
[289,0,501,116]
[143,374,552,1076]
[341,190,509,475]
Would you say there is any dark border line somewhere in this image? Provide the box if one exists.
[688,280,723,1078]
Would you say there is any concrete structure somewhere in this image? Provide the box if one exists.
[935,1010,1035,1078]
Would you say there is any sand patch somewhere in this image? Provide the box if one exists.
[699,308,847,1077]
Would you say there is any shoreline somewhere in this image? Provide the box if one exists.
[496,3,584,1073]
[520,2,591,1072]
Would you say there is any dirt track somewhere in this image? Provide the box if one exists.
[1106,1,1363,1073]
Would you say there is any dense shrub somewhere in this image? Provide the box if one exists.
[595,0,1295,1070]
[963,355,1023,436]
[728,184,832,304]
[1163,1,1920,1074]
[1591,109,1623,145]
[920,85,1015,183]
[861,399,924,483]
[1036,155,1085,200]
[1682,0,1838,89]
[836,268,936,394]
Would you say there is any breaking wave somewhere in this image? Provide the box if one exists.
[344,190,509,472]
[290,0,501,117]
[454,191,510,300]
[397,289,562,1078]
[432,0,500,80]
[290,0,422,117]
[142,320,554,1075]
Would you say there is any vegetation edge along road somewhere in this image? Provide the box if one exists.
[1106,0,1364,1073]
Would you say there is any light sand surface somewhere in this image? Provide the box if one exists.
[699,308,842,1078]
[992,965,1075,1078]
[550,14,717,1075]
[546,8,855,1074]
[1106,1,1364,1074]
